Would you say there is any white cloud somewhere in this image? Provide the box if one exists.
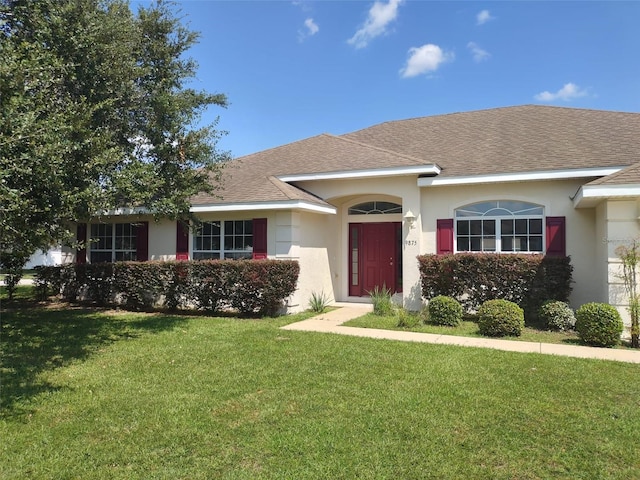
[348,0,404,49]
[476,9,494,25]
[304,18,319,35]
[400,44,454,78]
[298,17,319,41]
[534,83,589,102]
[467,41,490,62]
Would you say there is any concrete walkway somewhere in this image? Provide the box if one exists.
[281,304,640,364]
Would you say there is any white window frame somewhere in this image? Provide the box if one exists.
[89,223,137,262]
[454,201,544,254]
[193,220,254,260]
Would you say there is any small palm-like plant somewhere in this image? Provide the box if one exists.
[308,290,331,313]
[369,285,395,316]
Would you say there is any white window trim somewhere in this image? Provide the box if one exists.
[192,220,254,260]
[89,223,137,262]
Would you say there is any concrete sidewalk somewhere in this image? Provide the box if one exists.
[281,305,640,364]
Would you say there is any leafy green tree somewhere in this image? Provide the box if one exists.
[0,0,228,271]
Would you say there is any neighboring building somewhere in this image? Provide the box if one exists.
[72,105,640,322]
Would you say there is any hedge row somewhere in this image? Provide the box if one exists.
[35,260,300,317]
[418,253,572,318]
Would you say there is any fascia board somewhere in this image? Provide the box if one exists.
[573,184,640,208]
[418,167,625,187]
[190,201,337,215]
[278,164,441,182]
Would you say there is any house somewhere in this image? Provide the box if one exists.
[73,105,640,322]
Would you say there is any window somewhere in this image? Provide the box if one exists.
[348,201,402,215]
[193,220,253,260]
[455,201,544,253]
[90,223,138,262]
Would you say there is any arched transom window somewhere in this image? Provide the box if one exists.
[348,201,402,215]
[455,200,544,253]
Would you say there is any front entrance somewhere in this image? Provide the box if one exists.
[349,222,402,296]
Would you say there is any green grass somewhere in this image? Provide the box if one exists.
[2,307,640,479]
[345,312,587,345]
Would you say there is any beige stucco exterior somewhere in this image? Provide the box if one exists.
[77,176,640,327]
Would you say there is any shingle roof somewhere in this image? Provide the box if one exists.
[343,105,640,177]
[586,162,640,186]
[192,133,435,206]
[195,105,640,207]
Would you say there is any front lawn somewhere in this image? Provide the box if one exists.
[2,307,640,479]
[344,312,582,345]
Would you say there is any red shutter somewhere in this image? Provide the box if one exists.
[436,219,454,254]
[76,223,87,264]
[252,218,267,259]
[136,221,149,261]
[546,216,566,257]
[176,221,189,260]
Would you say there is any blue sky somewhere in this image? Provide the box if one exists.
[147,1,640,158]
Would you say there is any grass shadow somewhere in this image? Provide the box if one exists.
[0,307,187,418]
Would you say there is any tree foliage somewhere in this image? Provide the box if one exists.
[0,0,228,265]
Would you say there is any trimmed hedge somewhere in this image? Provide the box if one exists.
[418,253,572,318]
[428,295,463,326]
[538,300,576,331]
[575,302,623,347]
[35,260,300,317]
[477,299,525,337]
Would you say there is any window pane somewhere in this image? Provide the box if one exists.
[193,252,220,260]
[501,219,514,235]
[530,236,543,252]
[530,219,542,235]
[470,220,482,235]
[457,220,469,235]
[90,251,112,263]
[458,238,470,251]
[515,236,528,251]
[224,236,234,250]
[483,237,496,251]
[470,237,482,251]
[483,220,495,235]
[515,219,528,234]
[502,236,513,251]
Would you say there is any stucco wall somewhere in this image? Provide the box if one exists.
[419,179,600,309]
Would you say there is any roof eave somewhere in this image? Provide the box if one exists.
[418,166,625,187]
[278,164,441,182]
[573,184,640,208]
[190,200,336,215]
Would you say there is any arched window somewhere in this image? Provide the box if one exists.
[348,201,402,215]
[455,201,544,253]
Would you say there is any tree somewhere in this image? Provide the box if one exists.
[0,0,228,272]
[615,241,640,348]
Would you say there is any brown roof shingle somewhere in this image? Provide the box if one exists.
[196,105,640,207]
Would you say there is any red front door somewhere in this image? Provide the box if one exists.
[349,222,401,296]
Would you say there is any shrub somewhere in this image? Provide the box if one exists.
[428,295,463,326]
[396,308,420,328]
[369,285,395,316]
[477,299,525,337]
[34,260,300,317]
[575,303,623,347]
[538,300,576,331]
[308,291,331,313]
[418,254,573,317]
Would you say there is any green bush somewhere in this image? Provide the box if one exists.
[418,254,573,317]
[538,300,576,331]
[369,285,395,316]
[575,303,623,347]
[477,299,525,337]
[35,260,299,317]
[396,308,420,328]
[428,295,463,326]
